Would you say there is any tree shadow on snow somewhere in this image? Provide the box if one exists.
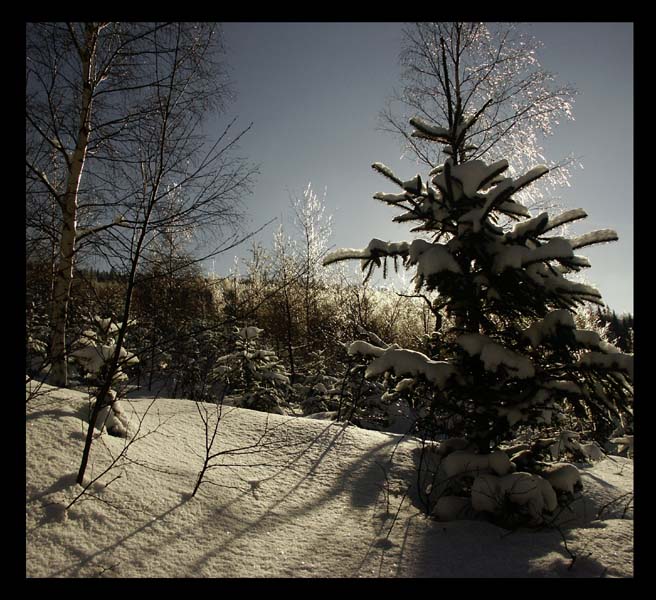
[185,424,413,576]
[380,445,622,577]
[45,496,192,577]
[26,402,90,423]
[27,472,79,505]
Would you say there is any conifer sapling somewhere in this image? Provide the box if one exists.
[324,113,633,453]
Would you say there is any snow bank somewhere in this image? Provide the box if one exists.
[471,472,557,520]
[433,495,471,521]
[440,450,514,479]
[539,463,582,494]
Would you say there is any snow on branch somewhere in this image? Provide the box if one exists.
[322,238,410,267]
[492,237,573,273]
[365,348,457,389]
[355,325,390,349]
[561,255,591,269]
[554,280,603,302]
[522,309,576,347]
[511,165,549,193]
[322,248,371,266]
[497,199,531,218]
[409,116,452,143]
[347,340,386,358]
[542,208,588,233]
[373,192,411,204]
[371,162,404,187]
[578,352,634,382]
[432,159,509,199]
[573,329,622,354]
[478,179,515,210]
[568,229,618,250]
[402,174,423,195]
[505,212,549,241]
[523,266,603,304]
[457,333,535,379]
[237,326,264,340]
[408,239,461,286]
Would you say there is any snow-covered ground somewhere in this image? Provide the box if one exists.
[26,382,633,578]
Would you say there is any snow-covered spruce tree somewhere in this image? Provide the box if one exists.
[323,115,633,455]
[213,326,291,414]
[70,316,139,437]
[70,316,140,387]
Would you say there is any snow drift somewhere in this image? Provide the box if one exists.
[26,383,633,578]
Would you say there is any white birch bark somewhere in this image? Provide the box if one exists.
[49,24,98,386]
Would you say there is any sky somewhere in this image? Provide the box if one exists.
[205,22,633,315]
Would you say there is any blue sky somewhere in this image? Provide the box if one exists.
[205,22,633,315]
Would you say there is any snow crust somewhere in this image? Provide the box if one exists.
[471,472,557,519]
[26,383,634,578]
[440,450,514,479]
[539,463,582,494]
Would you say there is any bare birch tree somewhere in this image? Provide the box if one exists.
[380,22,576,197]
[26,22,244,386]
[28,22,260,484]
[27,22,168,385]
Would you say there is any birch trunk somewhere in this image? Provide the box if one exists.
[49,25,97,386]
